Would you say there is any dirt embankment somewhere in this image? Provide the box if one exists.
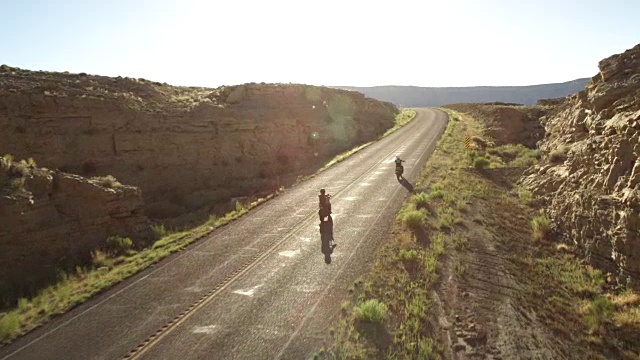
[0,66,398,223]
[444,103,547,148]
[522,43,640,284]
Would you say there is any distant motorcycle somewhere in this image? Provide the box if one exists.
[394,156,405,180]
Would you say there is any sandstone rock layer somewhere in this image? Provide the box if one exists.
[522,44,640,282]
[0,159,150,302]
[0,67,398,220]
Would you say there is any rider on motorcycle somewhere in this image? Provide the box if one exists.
[395,156,405,179]
[318,188,332,222]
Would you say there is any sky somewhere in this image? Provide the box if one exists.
[1,0,639,88]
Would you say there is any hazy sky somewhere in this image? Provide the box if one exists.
[1,0,638,87]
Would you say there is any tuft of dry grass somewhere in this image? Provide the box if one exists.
[92,175,123,188]
[531,211,552,241]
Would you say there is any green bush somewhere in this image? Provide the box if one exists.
[0,312,20,341]
[11,160,30,177]
[585,296,615,334]
[399,209,426,231]
[417,337,438,360]
[473,156,490,169]
[151,223,167,239]
[427,189,445,201]
[518,189,535,206]
[531,211,551,241]
[106,235,133,256]
[411,192,429,208]
[467,150,478,164]
[399,249,419,262]
[354,299,388,323]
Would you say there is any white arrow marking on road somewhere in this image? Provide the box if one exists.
[279,249,301,258]
[192,325,218,334]
[233,284,263,297]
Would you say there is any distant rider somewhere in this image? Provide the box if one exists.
[395,156,405,180]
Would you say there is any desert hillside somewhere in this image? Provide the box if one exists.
[0,65,398,221]
[340,78,589,107]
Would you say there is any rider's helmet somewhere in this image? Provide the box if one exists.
[396,155,400,160]
[320,188,325,194]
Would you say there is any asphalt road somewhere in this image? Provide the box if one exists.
[0,108,448,360]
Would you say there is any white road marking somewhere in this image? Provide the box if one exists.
[233,284,263,297]
[343,196,357,201]
[184,286,204,293]
[279,249,301,258]
[293,285,320,293]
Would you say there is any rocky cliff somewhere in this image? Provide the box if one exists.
[0,66,398,221]
[0,156,150,303]
[522,43,640,284]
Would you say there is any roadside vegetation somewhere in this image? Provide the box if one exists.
[0,109,417,345]
[0,194,278,344]
[315,109,640,359]
[315,109,473,359]
[0,155,36,196]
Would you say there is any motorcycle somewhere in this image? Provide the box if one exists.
[319,217,336,264]
[395,165,404,180]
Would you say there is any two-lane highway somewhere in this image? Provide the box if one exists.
[0,108,447,360]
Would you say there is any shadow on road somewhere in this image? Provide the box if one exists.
[320,217,336,264]
[397,177,414,192]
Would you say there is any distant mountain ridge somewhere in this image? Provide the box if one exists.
[337,78,590,107]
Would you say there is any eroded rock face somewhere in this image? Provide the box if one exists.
[444,103,546,148]
[0,67,398,219]
[522,43,640,283]
[0,163,150,301]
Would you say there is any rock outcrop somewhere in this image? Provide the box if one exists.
[444,103,546,148]
[0,156,150,302]
[522,43,640,283]
[0,66,398,220]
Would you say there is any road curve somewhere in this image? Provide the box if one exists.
[0,108,447,360]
